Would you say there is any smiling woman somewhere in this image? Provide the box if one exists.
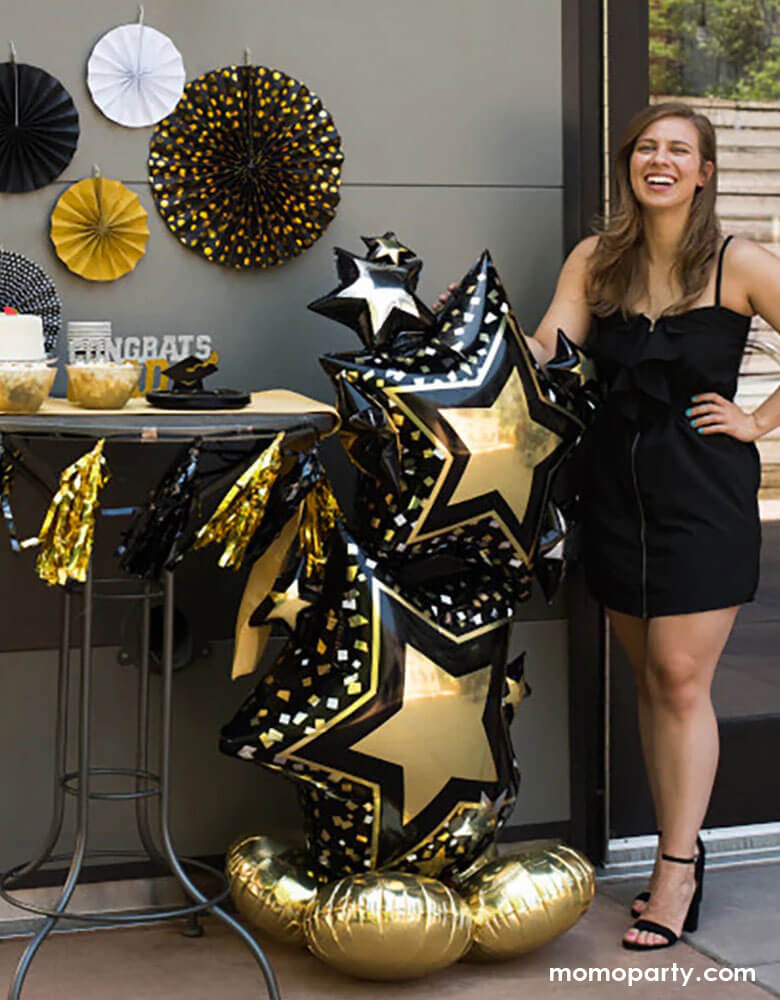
[520,97,780,954]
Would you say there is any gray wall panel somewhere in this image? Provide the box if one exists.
[1,185,563,403]
[4,0,561,187]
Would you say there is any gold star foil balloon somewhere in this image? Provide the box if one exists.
[220,514,526,881]
[319,249,584,580]
[148,64,343,268]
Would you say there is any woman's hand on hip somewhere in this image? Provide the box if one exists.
[686,392,762,442]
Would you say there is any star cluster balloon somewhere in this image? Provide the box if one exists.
[319,249,584,580]
[308,246,433,349]
[221,514,525,880]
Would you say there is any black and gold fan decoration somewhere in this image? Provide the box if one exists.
[147,63,343,269]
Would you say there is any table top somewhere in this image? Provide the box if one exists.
[0,390,340,443]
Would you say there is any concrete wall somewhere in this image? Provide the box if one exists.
[0,0,570,865]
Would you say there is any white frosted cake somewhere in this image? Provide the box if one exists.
[0,310,46,362]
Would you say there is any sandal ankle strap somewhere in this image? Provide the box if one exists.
[660,851,696,864]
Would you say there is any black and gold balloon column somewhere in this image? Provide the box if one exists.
[220,234,601,979]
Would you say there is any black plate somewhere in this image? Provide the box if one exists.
[146,389,251,410]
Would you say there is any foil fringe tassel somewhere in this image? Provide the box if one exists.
[193,432,285,569]
[299,478,341,580]
[36,438,109,587]
[117,439,202,579]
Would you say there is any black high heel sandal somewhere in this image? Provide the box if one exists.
[630,832,704,918]
[623,840,706,951]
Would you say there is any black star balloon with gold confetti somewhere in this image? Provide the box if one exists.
[147,64,343,268]
[535,327,604,428]
[319,249,584,580]
[221,515,527,881]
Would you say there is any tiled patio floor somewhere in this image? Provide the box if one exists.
[0,866,778,1000]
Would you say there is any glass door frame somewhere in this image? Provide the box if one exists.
[563,0,649,867]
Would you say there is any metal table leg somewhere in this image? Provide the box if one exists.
[136,581,164,867]
[7,566,94,1000]
[2,566,283,999]
[13,587,72,878]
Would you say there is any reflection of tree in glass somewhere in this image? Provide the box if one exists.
[650,0,780,100]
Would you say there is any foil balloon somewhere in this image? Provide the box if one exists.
[459,844,595,961]
[221,513,525,881]
[362,231,421,276]
[225,835,326,947]
[537,327,604,429]
[303,872,472,980]
[308,247,434,350]
[533,500,568,604]
[319,248,583,578]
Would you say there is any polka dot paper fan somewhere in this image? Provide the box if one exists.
[0,249,61,352]
[147,64,343,269]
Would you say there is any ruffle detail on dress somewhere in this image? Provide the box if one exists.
[594,313,688,422]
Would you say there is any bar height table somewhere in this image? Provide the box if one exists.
[0,392,340,1000]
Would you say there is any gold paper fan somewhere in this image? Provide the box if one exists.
[50,176,150,281]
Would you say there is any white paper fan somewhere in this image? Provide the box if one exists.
[87,23,185,128]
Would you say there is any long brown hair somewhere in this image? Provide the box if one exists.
[585,101,721,320]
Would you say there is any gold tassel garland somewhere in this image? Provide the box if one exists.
[300,478,341,579]
[36,439,109,586]
[193,432,285,569]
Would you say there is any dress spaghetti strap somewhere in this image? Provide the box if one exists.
[715,234,734,307]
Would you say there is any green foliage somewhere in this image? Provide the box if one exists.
[650,0,780,99]
[649,0,697,95]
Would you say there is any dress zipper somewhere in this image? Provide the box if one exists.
[630,428,647,618]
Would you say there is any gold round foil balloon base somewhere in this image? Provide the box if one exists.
[459,844,595,961]
[303,872,473,981]
[226,835,325,947]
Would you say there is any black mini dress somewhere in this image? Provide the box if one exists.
[577,234,762,617]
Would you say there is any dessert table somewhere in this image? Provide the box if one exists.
[0,390,340,1000]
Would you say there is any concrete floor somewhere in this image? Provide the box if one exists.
[599,860,780,997]
[1,865,778,1000]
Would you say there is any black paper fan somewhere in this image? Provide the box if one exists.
[0,250,62,352]
[148,64,343,268]
[0,60,80,193]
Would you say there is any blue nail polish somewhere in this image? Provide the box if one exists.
[697,427,703,433]
[685,408,691,415]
